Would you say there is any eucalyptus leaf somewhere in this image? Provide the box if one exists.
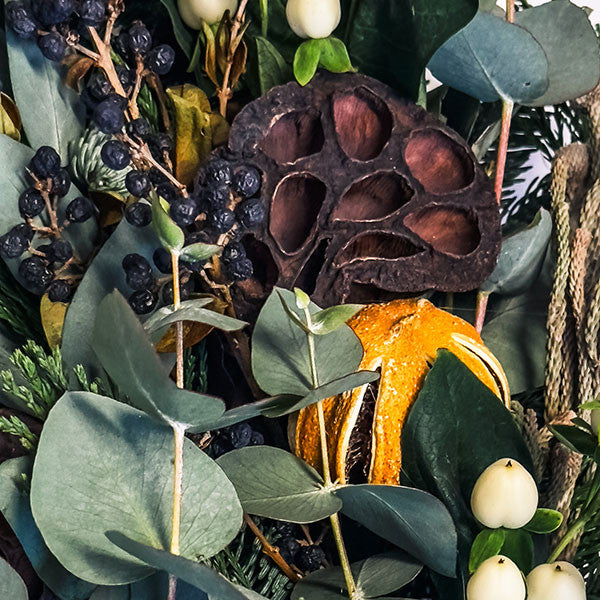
[0,457,97,600]
[106,533,266,599]
[468,529,506,574]
[293,39,321,86]
[94,291,225,430]
[311,304,363,335]
[180,242,222,262]
[524,508,563,534]
[252,288,364,397]
[217,446,342,523]
[346,0,478,99]
[254,36,293,94]
[428,11,549,103]
[0,557,27,600]
[336,484,457,577]
[402,350,534,564]
[61,219,158,373]
[152,194,185,253]
[291,552,421,600]
[145,298,247,338]
[481,209,552,296]
[515,0,600,107]
[4,4,85,155]
[31,392,242,585]
[500,528,533,573]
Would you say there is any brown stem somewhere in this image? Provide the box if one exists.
[243,514,301,582]
[146,73,171,132]
[474,290,490,334]
[494,98,514,204]
[218,0,249,117]
[129,55,146,119]
[88,26,128,99]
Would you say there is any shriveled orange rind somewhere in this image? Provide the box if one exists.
[294,299,510,485]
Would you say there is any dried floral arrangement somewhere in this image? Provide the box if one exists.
[0,1,599,600]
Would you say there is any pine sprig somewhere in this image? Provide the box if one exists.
[0,414,38,451]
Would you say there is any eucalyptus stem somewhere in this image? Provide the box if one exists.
[168,251,186,600]
[302,307,358,600]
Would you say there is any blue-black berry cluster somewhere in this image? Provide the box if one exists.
[208,422,264,458]
[194,158,265,283]
[0,145,93,301]
[269,520,327,573]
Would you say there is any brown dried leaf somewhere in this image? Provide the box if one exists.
[41,294,68,350]
[215,16,231,75]
[201,21,219,86]
[65,57,94,92]
[230,41,248,90]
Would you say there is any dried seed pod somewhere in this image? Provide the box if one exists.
[211,72,501,313]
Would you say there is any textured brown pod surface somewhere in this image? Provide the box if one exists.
[223,72,501,311]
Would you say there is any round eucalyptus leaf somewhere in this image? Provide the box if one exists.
[31,392,242,585]
[0,557,28,600]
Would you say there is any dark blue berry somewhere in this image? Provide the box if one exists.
[87,71,113,101]
[148,133,173,156]
[156,183,178,204]
[249,431,264,445]
[278,536,300,564]
[80,0,105,26]
[114,31,132,61]
[116,65,133,92]
[51,169,71,197]
[34,0,76,26]
[19,188,45,218]
[125,170,151,197]
[207,207,235,233]
[101,140,130,170]
[221,241,246,264]
[29,146,61,178]
[145,44,175,75]
[206,160,232,186]
[226,257,253,281]
[128,22,152,53]
[46,239,73,263]
[233,166,261,198]
[5,2,37,38]
[236,198,265,229]
[93,97,125,134]
[295,545,326,572]
[122,253,150,272]
[125,202,152,228]
[47,279,72,302]
[126,267,154,291]
[128,289,157,314]
[226,423,253,449]
[203,184,230,209]
[161,279,192,305]
[15,223,34,242]
[19,256,54,289]
[170,197,199,227]
[38,32,67,62]
[0,226,30,259]
[126,118,151,139]
[65,196,94,222]
[153,247,172,274]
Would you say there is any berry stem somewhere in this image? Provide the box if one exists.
[129,55,146,120]
[547,517,586,563]
[302,306,358,600]
[171,250,185,389]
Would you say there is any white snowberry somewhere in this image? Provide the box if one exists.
[470,458,538,529]
[286,0,341,39]
[526,561,586,600]
[177,0,238,28]
[467,555,526,600]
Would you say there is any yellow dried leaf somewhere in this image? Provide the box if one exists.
[0,93,21,141]
[167,84,230,186]
[40,294,68,350]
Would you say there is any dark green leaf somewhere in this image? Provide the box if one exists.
[145,298,247,338]
[402,350,534,564]
[468,529,506,574]
[0,456,96,600]
[252,288,364,397]
[500,528,533,573]
[311,304,362,336]
[255,36,293,94]
[246,0,298,63]
[4,5,85,155]
[572,417,595,434]
[217,446,342,523]
[515,0,600,106]
[30,392,242,585]
[0,558,27,600]
[94,291,225,429]
[428,11,549,103]
[152,194,185,253]
[482,209,552,296]
[346,0,478,99]
[549,424,597,456]
[524,508,563,534]
[180,242,222,262]
[317,37,354,75]
[293,39,321,86]
[62,219,158,374]
[291,552,421,600]
[106,533,266,599]
[159,0,195,58]
[335,485,457,577]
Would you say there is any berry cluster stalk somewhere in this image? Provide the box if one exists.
[302,306,358,599]
[474,0,515,334]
